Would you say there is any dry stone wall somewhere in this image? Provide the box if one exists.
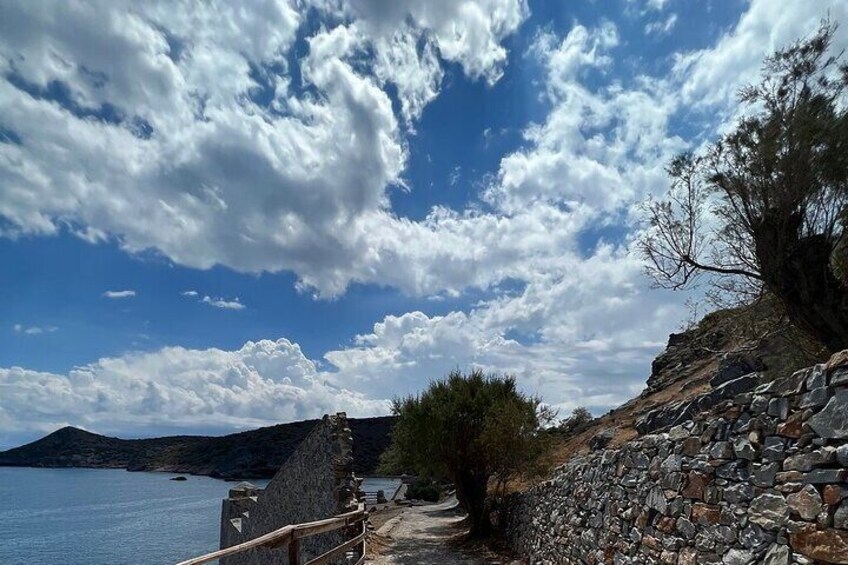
[220,413,360,565]
[500,353,848,564]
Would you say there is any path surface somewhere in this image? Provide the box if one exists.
[367,497,487,564]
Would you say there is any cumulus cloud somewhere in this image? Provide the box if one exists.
[0,339,388,445]
[0,0,527,297]
[181,290,199,297]
[13,324,58,335]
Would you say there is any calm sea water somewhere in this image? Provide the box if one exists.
[0,467,399,565]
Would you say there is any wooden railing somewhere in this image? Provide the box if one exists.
[175,504,367,565]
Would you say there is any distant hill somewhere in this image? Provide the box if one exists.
[0,416,396,479]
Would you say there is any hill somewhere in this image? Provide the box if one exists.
[0,416,395,479]
[544,302,822,471]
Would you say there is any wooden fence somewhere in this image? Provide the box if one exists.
[175,504,367,565]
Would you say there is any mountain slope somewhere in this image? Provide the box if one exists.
[0,416,395,479]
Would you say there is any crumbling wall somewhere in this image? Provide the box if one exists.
[220,413,359,565]
[500,353,848,564]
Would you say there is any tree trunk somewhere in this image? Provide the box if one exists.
[755,217,848,352]
[455,471,491,538]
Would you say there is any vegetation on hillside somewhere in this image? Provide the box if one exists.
[641,21,848,353]
[378,369,555,536]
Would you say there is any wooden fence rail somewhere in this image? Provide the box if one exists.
[175,504,367,565]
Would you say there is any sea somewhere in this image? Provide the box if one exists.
[0,467,400,565]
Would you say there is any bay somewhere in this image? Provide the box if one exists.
[0,467,398,564]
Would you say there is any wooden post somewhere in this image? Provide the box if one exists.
[289,538,300,565]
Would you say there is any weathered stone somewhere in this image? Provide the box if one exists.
[749,492,789,530]
[681,437,701,456]
[787,485,823,521]
[647,486,667,514]
[837,444,848,466]
[733,436,756,460]
[835,500,848,530]
[751,395,770,414]
[761,543,790,565]
[722,548,753,565]
[776,470,804,483]
[824,485,848,505]
[716,460,749,481]
[692,503,722,525]
[762,436,785,461]
[678,547,698,565]
[724,483,756,503]
[763,369,808,397]
[800,387,831,409]
[802,469,845,484]
[776,412,805,438]
[832,367,848,386]
[661,454,683,473]
[710,441,734,460]
[789,525,848,564]
[808,389,848,438]
[668,424,689,441]
[682,471,711,500]
[661,472,683,491]
[784,447,836,472]
[808,365,827,390]
[739,523,772,550]
[677,516,696,539]
[768,397,790,420]
[753,462,781,488]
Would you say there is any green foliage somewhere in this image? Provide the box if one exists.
[640,21,848,352]
[379,369,555,536]
[405,478,442,502]
[557,406,593,436]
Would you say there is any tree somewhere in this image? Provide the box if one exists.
[640,21,848,352]
[557,406,593,436]
[378,369,554,537]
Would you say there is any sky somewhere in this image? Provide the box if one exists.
[1,0,847,449]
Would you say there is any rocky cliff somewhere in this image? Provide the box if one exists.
[0,416,394,479]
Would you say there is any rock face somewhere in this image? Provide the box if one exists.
[0,416,395,478]
[220,413,360,565]
[499,352,848,564]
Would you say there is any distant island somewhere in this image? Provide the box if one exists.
[0,416,395,479]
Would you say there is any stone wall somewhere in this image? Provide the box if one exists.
[500,353,848,564]
[220,413,360,565]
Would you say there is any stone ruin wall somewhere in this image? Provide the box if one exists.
[220,413,360,565]
[500,353,848,564]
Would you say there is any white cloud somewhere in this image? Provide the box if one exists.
[3,0,848,444]
[0,0,527,297]
[181,290,199,297]
[674,0,848,112]
[13,324,58,335]
[201,295,246,310]
[645,13,677,37]
[0,339,388,443]
[103,290,136,299]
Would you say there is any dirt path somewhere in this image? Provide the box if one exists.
[366,498,487,565]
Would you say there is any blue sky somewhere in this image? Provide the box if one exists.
[1,0,845,448]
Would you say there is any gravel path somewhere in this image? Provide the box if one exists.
[367,498,486,565]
